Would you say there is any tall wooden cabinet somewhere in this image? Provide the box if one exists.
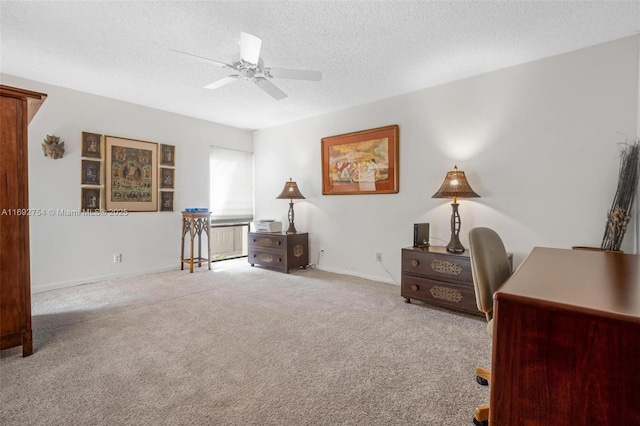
[1,85,47,357]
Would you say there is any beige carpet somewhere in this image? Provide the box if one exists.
[0,259,492,425]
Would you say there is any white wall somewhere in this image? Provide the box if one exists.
[3,35,638,293]
[253,36,640,284]
[1,74,253,292]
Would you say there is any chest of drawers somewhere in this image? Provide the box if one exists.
[401,246,511,316]
[248,232,309,273]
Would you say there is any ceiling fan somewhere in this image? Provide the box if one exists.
[170,32,322,100]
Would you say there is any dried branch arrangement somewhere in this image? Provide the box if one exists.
[601,138,640,251]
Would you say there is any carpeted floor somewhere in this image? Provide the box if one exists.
[0,259,491,425]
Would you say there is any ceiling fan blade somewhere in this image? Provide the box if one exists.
[240,32,262,65]
[265,68,322,81]
[169,48,233,68]
[203,75,239,90]
[254,77,287,100]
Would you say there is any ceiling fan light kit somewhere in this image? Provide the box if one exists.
[172,31,321,100]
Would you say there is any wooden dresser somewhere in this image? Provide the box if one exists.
[1,85,47,357]
[401,246,512,316]
[248,232,308,273]
[401,246,481,316]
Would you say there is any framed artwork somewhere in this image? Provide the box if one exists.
[160,191,174,212]
[81,160,101,185]
[321,124,399,195]
[82,132,102,158]
[81,187,101,211]
[160,167,175,189]
[160,144,175,166]
[105,135,158,212]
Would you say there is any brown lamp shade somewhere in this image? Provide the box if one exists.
[432,166,480,201]
[276,178,306,200]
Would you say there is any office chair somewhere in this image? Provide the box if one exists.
[468,227,512,426]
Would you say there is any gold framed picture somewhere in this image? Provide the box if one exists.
[160,144,175,167]
[160,191,174,212]
[321,125,399,195]
[81,160,101,185]
[105,136,158,212]
[160,167,175,189]
[82,132,102,158]
[81,187,101,211]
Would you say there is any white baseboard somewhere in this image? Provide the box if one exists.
[31,265,179,294]
[314,265,399,286]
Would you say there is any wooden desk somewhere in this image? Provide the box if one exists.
[491,247,640,425]
[180,212,211,273]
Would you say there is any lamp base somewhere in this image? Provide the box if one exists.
[286,201,297,234]
[446,202,465,253]
[446,234,465,253]
[285,222,297,234]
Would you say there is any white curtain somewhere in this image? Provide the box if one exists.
[209,147,254,224]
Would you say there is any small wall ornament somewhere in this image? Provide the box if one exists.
[42,134,65,159]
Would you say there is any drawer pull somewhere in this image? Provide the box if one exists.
[411,284,419,291]
[411,259,419,267]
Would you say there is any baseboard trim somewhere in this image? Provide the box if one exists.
[31,265,179,294]
[314,265,398,286]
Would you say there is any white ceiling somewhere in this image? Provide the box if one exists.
[1,1,639,131]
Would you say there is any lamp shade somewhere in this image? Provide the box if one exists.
[432,166,480,201]
[276,178,306,200]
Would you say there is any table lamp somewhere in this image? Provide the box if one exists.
[276,178,305,234]
[432,166,480,253]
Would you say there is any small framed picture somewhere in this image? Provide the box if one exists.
[82,132,102,158]
[81,160,101,185]
[160,144,175,167]
[160,167,174,189]
[81,187,101,211]
[160,191,174,212]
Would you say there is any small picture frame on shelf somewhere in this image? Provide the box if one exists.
[82,132,102,158]
[81,187,101,212]
[81,160,101,185]
[160,144,175,167]
[160,191,174,212]
[160,167,175,189]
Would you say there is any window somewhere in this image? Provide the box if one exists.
[209,147,254,224]
[209,147,253,261]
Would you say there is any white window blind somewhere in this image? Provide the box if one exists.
[209,147,254,224]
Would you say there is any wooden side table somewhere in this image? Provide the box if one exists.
[401,246,513,316]
[247,232,309,273]
[181,211,211,273]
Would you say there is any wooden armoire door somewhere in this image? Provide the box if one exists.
[0,85,46,357]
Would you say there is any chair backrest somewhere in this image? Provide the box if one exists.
[469,227,512,322]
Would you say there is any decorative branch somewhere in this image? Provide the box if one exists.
[601,138,640,251]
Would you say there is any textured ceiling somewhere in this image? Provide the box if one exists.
[1,1,639,131]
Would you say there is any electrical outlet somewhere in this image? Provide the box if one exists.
[375,252,382,262]
[113,253,122,263]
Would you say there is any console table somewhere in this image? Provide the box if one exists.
[401,246,512,316]
[491,247,640,424]
[180,211,211,273]
[248,232,308,273]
